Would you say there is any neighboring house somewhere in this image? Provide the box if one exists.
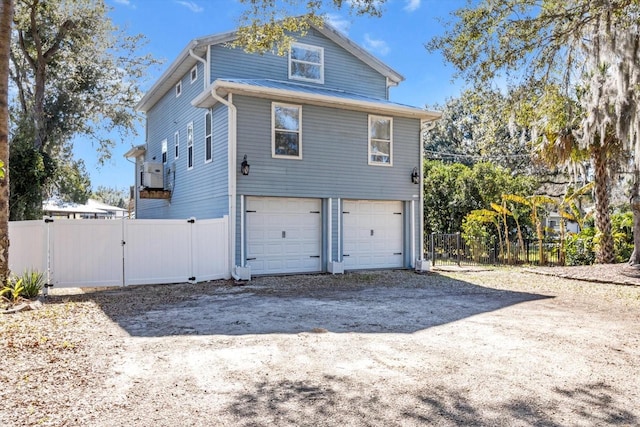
[126,22,440,279]
[546,211,580,234]
[43,198,128,219]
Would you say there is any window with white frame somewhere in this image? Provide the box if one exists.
[272,103,302,159]
[289,43,324,83]
[187,122,194,169]
[161,139,167,164]
[174,131,179,159]
[176,81,182,97]
[368,115,392,166]
[204,110,212,163]
[190,65,197,83]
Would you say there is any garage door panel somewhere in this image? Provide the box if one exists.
[247,197,322,275]
[343,200,403,270]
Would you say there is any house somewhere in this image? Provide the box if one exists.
[43,198,128,219]
[125,22,440,279]
[545,211,580,235]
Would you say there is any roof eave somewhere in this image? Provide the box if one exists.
[192,81,441,120]
[136,31,237,113]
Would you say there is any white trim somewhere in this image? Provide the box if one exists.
[190,65,198,83]
[271,102,302,160]
[175,81,182,97]
[410,200,415,269]
[161,139,168,164]
[337,198,341,262]
[174,131,180,159]
[368,115,393,166]
[193,81,441,121]
[327,198,332,263]
[187,121,194,170]
[289,42,324,84]
[204,110,212,163]
[240,194,245,267]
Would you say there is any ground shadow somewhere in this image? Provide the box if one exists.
[226,378,637,426]
[44,270,551,337]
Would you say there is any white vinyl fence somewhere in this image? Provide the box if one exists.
[8,217,230,288]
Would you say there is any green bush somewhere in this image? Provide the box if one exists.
[565,229,596,266]
[18,269,44,299]
[611,211,633,263]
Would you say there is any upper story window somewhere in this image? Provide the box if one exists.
[289,43,324,84]
[187,122,194,170]
[161,139,167,164]
[368,115,392,166]
[174,131,179,159]
[204,110,212,163]
[272,102,302,159]
[190,65,198,83]
[175,81,182,97]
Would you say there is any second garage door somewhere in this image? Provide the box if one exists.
[342,200,403,270]
[246,197,322,275]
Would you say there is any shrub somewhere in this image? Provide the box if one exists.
[1,278,25,304]
[18,269,44,299]
[565,229,596,266]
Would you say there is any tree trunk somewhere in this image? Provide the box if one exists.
[0,0,14,283]
[628,167,640,266]
[592,144,615,263]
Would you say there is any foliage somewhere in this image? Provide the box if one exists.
[234,0,386,54]
[423,160,538,235]
[424,88,533,173]
[429,0,640,264]
[565,228,596,266]
[461,209,497,262]
[1,269,43,303]
[15,269,43,298]
[92,185,128,209]
[8,0,158,220]
[1,277,24,304]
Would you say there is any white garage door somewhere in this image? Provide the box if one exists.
[342,200,403,270]
[246,197,322,275]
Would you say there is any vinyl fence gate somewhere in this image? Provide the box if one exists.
[9,217,230,290]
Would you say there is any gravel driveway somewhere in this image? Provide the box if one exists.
[1,268,639,426]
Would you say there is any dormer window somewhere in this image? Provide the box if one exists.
[289,43,324,84]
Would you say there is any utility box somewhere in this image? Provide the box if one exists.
[142,162,163,189]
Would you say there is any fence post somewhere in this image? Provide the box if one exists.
[456,232,461,266]
[430,232,435,266]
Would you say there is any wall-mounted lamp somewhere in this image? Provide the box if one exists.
[411,167,420,184]
[241,155,250,176]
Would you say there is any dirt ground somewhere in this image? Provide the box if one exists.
[1,267,639,426]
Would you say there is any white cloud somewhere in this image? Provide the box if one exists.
[363,33,390,56]
[114,0,131,5]
[404,0,420,12]
[175,1,204,13]
[325,14,351,35]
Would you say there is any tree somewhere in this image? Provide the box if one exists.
[92,185,128,209]
[234,0,386,53]
[8,0,156,219]
[0,0,13,284]
[429,0,639,265]
[424,88,532,173]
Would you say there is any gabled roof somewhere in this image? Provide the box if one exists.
[136,21,405,113]
[192,79,441,120]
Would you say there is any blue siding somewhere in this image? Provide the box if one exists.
[138,61,229,220]
[210,29,388,99]
[234,95,422,201]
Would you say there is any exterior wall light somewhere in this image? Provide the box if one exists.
[241,155,250,176]
[411,167,420,184]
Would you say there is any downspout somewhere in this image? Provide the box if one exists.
[210,89,239,280]
[420,119,438,262]
[188,48,209,91]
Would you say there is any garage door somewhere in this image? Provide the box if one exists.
[342,200,403,270]
[246,197,322,275]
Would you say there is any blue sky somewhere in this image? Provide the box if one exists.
[82,0,468,192]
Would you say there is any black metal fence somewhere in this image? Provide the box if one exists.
[427,233,563,267]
